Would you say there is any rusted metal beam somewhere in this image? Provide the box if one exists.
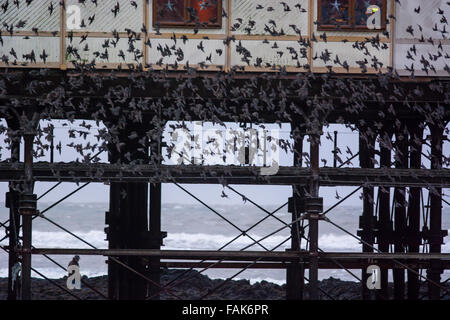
[0,163,448,187]
[357,126,376,300]
[6,119,21,300]
[377,125,393,300]
[148,137,163,300]
[25,248,450,262]
[21,133,34,300]
[308,130,321,300]
[287,126,305,300]
[106,125,151,300]
[427,125,448,300]
[393,123,409,300]
[407,121,424,300]
[159,261,450,270]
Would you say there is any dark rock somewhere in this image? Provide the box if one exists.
[1,271,449,300]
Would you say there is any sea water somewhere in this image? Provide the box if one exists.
[0,202,448,285]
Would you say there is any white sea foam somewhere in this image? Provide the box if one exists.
[30,230,108,249]
[0,229,362,252]
[0,227,449,283]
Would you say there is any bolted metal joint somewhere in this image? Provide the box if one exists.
[304,197,323,214]
[288,196,305,213]
[18,192,38,216]
[358,214,377,230]
[5,191,19,209]
[147,231,168,248]
[421,227,448,246]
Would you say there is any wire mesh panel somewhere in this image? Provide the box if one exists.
[148,39,225,66]
[394,0,449,76]
[0,0,60,32]
[0,36,60,66]
[65,0,144,33]
[231,0,309,36]
[66,37,143,64]
[312,41,390,69]
[230,40,309,68]
[395,0,449,40]
[394,43,450,77]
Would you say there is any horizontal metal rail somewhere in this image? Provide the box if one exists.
[21,248,450,262]
[0,163,448,187]
[159,261,450,269]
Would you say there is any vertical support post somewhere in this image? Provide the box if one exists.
[7,123,21,300]
[106,123,150,300]
[377,125,393,300]
[50,126,54,163]
[59,3,66,70]
[308,130,321,300]
[148,182,162,299]
[407,121,423,300]
[427,124,447,300]
[148,128,163,300]
[21,134,34,300]
[357,125,376,300]
[393,122,408,299]
[333,130,338,168]
[286,124,305,300]
[6,189,20,299]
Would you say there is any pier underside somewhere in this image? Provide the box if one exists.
[0,69,449,300]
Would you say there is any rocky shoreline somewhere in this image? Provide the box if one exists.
[1,269,448,300]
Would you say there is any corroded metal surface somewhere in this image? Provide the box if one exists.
[0,163,448,187]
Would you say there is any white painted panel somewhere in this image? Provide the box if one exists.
[66,0,143,32]
[396,0,449,40]
[0,0,60,32]
[0,36,60,64]
[313,41,390,68]
[394,43,450,76]
[149,0,227,35]
[231,0,309,36]
[230,40,309,67]
[148,39,225,65]
[66,37,142,64]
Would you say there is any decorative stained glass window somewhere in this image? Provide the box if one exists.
[154,0,186,26]
[153,0,222,28]
[319,0,350,27]
[318,0,386,30]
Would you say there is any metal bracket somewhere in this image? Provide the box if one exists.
[421,227,448,245]
[288,196,305,213]
[304,197,323,214]
[5,191,19,209]
[18,192,38,216]
[146,231,168,248]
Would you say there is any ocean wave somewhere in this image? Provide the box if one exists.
[1,229,447,252]
[0,229,449,283]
